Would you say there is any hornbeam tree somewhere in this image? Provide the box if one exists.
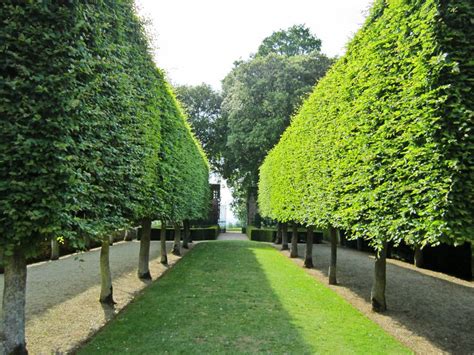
[259,0,473,312]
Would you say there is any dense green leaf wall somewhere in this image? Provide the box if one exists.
[259,0,473,249]
[0,2,209,255]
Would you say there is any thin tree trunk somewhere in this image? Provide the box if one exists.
[414,245,423,268]
[371,241,387,312]
[0,248,28,355]
[50,237,59,261]
[275,222,282,244]
[304,226,314,268]
[290,223,298,258]
[356,237,363,251]
[328,227,338,285]
[160,220,168,265]
[138,218,152,280]
[281,222,289,250]
[172,222,181,256]
[183,220,190,249]
[100,236,115,305]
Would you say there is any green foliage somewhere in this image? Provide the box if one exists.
[0,2,209,256]
[79,242,408,354]
[257,24,322,57]
[259,0,473,249]
[221,51,333,195]
[175,84,225,171]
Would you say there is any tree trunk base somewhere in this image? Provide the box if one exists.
[328,266,337,285]
[99,288,116,305]
[281,244,289,251]
[138,271,152,280]
[304,257,314,268]
[371,296,387,313]
[182,244,189,249]
[172,247,181,256]
[290,249,298,258]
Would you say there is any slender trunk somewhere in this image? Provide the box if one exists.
[328,227,338,285]
[247,190,258,227]
[304,226,314,268]
[138,218,152,280]
[160,220,168,265]
[50,237,59,261]
[371,241,387,312]
[99,236,115,305]
[172,222,181,256]
[281,223,289,250]
[183,220,190,249]
[356,237,363,251]
[275,223,282,244]
[290,223,298,258]
[0,248,28,355]
[414,245,423,268]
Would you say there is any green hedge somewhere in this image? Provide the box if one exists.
[258,0,473,251]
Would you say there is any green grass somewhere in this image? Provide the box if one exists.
[79,241,410,354]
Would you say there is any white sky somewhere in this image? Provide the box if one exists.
[135,0,373,90]
[135,0,373,224]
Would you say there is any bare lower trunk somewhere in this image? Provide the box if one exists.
[183,220,190,249]
[0,248,28,355]
[172,222,181,256]
[100,236,115,305]
[304,226,314,268]
[281,223,289,250]
[371,241,387,312]
[356,237,363,251]
[328,227,337,285]
[160,220,168,265]
[414,245,423,268]
[50,237,59,260]
[275,223,282,244]
[138,218,152,280]
[290,223,298,258]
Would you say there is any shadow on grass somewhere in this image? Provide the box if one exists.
[305,243,474,353]
[79,241,315,354]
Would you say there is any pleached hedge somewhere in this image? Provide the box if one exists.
[259,0,473,251]
[0,0,209,259]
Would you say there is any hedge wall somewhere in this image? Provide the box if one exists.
[259,0,473,250]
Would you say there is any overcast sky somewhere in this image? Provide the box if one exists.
[134,0,373,224]
[135,0,373,90]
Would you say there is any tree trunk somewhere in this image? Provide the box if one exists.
[172,222,181,256]
[281,222,289,250]
[414,245,423,268]
[0,248,28,355]
[304,226,314,268]
[160,220,168,265]
[356,237,363,251]
[275,222,282,244]
[50,237,59,261]
[247,189,259,227]
[290,223,298,258]
[99,236,115,305]
[183,220,190,249]
[371,241,387,312]
[138,218,152,280]
[328,227,338,285]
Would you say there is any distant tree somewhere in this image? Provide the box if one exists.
[175,84,225,170]
[221,50,333,225]
[257,24,322,57]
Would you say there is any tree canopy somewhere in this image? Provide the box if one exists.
[257,24,322,57]
[258,0,473,249]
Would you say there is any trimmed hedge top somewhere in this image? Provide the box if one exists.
[259,0,473,249]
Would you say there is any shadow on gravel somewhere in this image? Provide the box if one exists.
[305,243,474,353]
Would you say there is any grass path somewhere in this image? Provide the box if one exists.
[79,241,409,354]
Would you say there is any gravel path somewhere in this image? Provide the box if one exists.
[0,240,189,354]
[279,242,474,354]
[217,232,249,241]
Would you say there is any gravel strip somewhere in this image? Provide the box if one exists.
[0,240,190,354]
